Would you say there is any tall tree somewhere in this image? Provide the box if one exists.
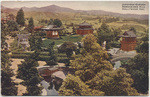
[46,42,58,66]
[17,51,42,96]
[16,8,25,26]
[28,17,34,33]
[29,34,42,51]
[97,22,113,49]
[1,24,18,95]
[59,34,138,96]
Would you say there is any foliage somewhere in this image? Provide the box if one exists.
[29,34,43,51]
[122,33,149,94]
[28,17,34,33]
[97,22,113,49]
[46,42,58,66]
[1,68,18,96]
[58,42,77,58]
[129,27,136,33]
[53,19,62,27]
[59,34,138,96]
[16,8,25,26]
[17,51,42,96]
[59,74,104,96]
[108,41,121,48]
[135,33,148,53]
[7,20,18,32]
[121,53,148,94]
[1,27,18,95]
[48,19,54,25]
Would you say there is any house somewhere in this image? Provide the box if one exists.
[76,21,94,35]
[42,25,63,39]
[120,31,136,51]
[17,33,31,50]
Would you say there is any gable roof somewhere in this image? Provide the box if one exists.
[42,25,63,31]
[121,31,136,37]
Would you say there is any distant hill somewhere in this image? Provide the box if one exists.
[1,5,149,20]
[1,5,17,14]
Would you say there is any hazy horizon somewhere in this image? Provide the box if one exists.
[1,1,149,15]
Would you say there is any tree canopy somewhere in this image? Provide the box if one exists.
[46,42,58,66]
[1,25,18,95]
[7,20,18,32]
[28,17,34,33]
[16,8,25,26]
[59,34,138,96]
[58,42,77,58]
[17,51,42,95]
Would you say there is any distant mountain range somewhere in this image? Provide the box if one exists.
[1,5,149,20]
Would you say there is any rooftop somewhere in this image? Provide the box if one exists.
[79,21,92,26]
[120,31,136,37]
[42,25,63,31]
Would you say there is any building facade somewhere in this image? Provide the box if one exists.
[120,31,136,51]
[76,22,94,35]
[42,25,63,38]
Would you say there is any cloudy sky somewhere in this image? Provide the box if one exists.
[1,1,149,14]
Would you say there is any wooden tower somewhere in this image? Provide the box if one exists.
[120,31,136,51]
[76,21,94,35]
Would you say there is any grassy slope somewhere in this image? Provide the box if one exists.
[42,35,83,48]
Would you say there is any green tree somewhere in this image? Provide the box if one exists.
[28,17,34,33]
[17,51,42,96]
[129,27,136,34]
[58,42,77,58]
[1,27,18,95]
[16,8,25,26]
[48,19,54,25]
[29,34,43,51]
[7,20,18,32]
[112,28,121,41]
[53,19,62,27]
[59,34,138,96]
[46,42,58,66]
[59,74,104,96]
[97,22,113,49]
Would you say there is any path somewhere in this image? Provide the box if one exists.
[108,48,137,63]
[5,35,14,50]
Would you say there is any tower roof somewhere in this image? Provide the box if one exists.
[120,31,136,37]
[79,21,92,26]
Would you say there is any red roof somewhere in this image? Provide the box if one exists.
[34,26,44,30]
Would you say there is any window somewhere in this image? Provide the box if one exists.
[52,31,58,35]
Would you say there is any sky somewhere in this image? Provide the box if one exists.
[1,1,149,14]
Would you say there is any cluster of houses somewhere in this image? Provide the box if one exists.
[18,21,136,52]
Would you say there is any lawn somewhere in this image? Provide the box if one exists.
[42,35,83,48]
